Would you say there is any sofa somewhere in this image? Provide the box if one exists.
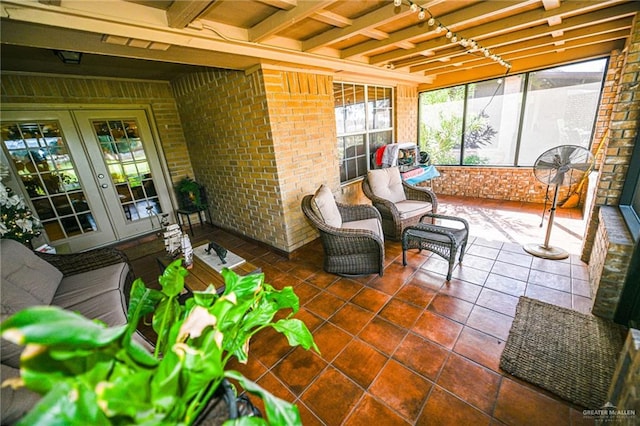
[0,238,152,424]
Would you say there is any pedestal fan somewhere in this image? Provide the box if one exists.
[523,145,594,260]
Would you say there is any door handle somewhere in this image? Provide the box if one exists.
[101,184,108,189]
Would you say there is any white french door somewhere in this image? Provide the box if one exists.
[1,108,171,251]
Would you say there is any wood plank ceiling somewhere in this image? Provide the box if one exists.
[1,0,638,89]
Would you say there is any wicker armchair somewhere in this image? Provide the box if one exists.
[302,191,385,277]
[362,167,438,241]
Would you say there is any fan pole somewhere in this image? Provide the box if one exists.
[523,184,569,260]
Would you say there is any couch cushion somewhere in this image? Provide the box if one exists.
[1,239,63,368]
[1,364,41,425]
[367,167,406,203]
[311,185,342,228]
[52,262,129,327]
[395,200,432,220]
[342,218,384,241]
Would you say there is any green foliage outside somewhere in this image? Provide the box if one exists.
[419,85,496,166]
[1,262,319,425]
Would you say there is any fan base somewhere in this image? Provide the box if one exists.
[523,243,569,260]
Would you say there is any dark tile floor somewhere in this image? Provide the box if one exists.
[126,195,596,426]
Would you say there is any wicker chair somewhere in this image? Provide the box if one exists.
[301,189,385,277]
[362,167,438,241]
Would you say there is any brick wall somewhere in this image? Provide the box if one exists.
[585,15,640,318]
[171,68,337,252]
[607,329,640,418]
[0,73,193,185]
[590,207,634,319]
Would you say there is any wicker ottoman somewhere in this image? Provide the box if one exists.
[402,213,470,281]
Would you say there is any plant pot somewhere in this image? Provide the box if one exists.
[194,379,261,425]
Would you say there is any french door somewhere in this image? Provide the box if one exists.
[1,109,172,252]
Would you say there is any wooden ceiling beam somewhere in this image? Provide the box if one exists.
[166,1,216,29]
[422,41,621,91]
[341,0,537,59]
[256,0,297,10]
[249,0,336,42]
[370,0,632,65]
[312,10,353,27]
[408,16,633,73]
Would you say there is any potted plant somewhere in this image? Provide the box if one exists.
[176,177,206,210]
[1,260,319,425]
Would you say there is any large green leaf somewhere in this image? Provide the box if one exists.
[224,371,302,426]
[272,319,319,353]
[127,278,164,325]
[264,286,299,313]
[1,306,126,348]
[152,297,182,354]
[221,269,263,301]
[158,259,188,297]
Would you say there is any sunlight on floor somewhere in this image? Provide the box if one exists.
[437,195,588,255]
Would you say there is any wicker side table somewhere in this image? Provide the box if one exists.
[402,213,470,281]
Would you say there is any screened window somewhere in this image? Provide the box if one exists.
[418,58,607,166]
[335,83,393,182]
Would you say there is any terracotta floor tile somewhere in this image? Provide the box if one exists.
[491,261,530,282]
[393,333,448,381]
[466,244,501,260]
[496,250,533,268]
[531,257,572,276]
[412,310,463,350]
[466,305,514,340]
[408,269,446,291]
[461,254,496,272]
[438,279,482,303]
[379,298,423,329]
[311,322,353,362]
[394,282,437,308]
[419,256,452,278]
[494,378,571,426]
[571,263,590,281]
[288,264,319,281]
[344,394,411,426]
[572,278,592,298]
[358,317,407,355]
[296,401,325,426]
[484,273,526,297]
[300,366,363,425]
[330,302,375,335]
[453,327,505,372]
[271,346,327,395]
[250,326,296,368]
[305,271,339,289]
[473,238,504,249]
[450,264,490,286]
[428,293,474,323]
[528,269,572,292]
[226,353,267,383]
[369,359,432,422]
[369,262,415,295]
[293,307,324,333]
[525,283,572,309]
[351,287,391,312]
[476,288,520,317]
[255,370,296,403]
[437,353,501,414]
[292,281,322,305]
[416,386,491,426]
[304,291,346,319]
[573,294,593,314]
[326,277,364,300]
[333,339,388,389]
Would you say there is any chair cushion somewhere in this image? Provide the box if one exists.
[342,218,384,240]
[367,168,406,203]
[311,185,342,228]
[1,239,63,368]
[52,262,129,328]
[395,200,433,220]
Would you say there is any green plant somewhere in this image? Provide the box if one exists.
[0,182,43,245]
[176,177,205,210]
[1,261,319,425]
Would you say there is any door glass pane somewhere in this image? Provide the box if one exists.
[1,121,97,242]
[91,119,162,222]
